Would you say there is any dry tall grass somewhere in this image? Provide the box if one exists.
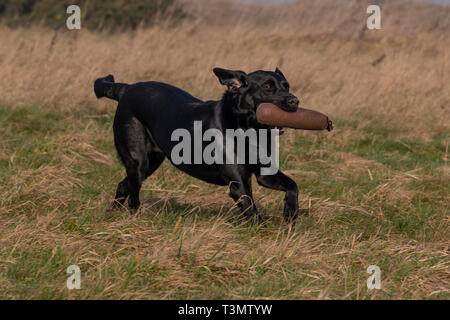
[0,0,448,299]
[0,0,448,137]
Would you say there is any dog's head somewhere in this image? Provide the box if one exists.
[213,67,299,128]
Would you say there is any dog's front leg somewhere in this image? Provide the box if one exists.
[255,171,299,223]
[228,178,259,223]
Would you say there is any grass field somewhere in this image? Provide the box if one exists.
[0,0,449,299]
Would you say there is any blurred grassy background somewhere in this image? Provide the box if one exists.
[0,0,184,30]
[0,0,448,299]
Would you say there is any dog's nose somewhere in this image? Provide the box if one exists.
[287,97,299,108]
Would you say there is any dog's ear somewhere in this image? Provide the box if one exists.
[275,67,287,80]
[213,68,248,90]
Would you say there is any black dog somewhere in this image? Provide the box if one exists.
[94,68,301,223]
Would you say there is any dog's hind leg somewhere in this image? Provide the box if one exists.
[113,153,165,208]
[113,176,130,208]
[113,114,154,213]
[144,150,165,179]
[113,150,165,209]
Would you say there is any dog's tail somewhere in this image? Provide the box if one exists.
[94,75,128,101]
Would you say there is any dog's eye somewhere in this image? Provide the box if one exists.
[262,83,274,91]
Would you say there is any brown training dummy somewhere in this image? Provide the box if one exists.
[256,103,333,131]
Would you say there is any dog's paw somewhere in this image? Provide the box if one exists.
[283,199,299,224]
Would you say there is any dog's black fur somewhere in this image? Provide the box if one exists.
[94,68,301,223]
